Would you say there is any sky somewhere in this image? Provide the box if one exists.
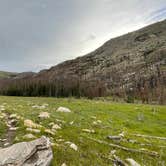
[0,0,165,72]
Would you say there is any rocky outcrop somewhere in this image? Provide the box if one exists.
[0,136,53,166]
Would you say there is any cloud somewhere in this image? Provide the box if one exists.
[0,0,165,72]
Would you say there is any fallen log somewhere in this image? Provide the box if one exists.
[129,134,166,141]
[83,135,159,157]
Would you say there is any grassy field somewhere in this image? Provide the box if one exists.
[0,71,17,78]
[0,96,165,165]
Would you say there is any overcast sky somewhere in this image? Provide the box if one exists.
[0,0,165,72]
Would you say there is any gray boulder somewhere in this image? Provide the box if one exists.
[0,136,53,166]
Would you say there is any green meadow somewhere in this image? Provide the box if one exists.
[0,96,165,166]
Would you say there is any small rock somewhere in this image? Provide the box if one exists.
[24,119,42,129]
[23,134,36,139]
[110,150,116,155]
[4,142,10,147]
[107,135,121,140]
[82,129,95,133]
[1,139,7,142]
[8,119,18,125]
[70,143,78,151]
[69,121,74,125]
[56,119,66,123]
[57,107,71,113]
[91,116,97,119]
[9,114,18,119]
[65,141,72,145]
[14,137,20,141]
[9,127,19,131]
[38,112,50,119]
[61,163,67,166]
[26,128,41,133]
[49,122,55,126]
[119,131,125,137]
[45,129,56,136]
[52,124,61,130]
[125,158,140,166]
[56,139,64,142]
[92,121,98,125]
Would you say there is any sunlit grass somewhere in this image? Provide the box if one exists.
[0,96,165,165]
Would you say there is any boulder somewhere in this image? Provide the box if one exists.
[56,107,71,113]
[0,136,53,166]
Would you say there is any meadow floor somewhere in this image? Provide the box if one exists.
[0,96,165,166]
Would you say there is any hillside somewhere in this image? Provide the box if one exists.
[0,20,166,103]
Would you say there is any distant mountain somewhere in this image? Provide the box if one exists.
[0,20,165,104]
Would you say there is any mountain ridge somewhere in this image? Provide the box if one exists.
[0,19,165,104]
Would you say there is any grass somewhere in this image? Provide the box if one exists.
[0,96,165,165]
[0,71,17,78]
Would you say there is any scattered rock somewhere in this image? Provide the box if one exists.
[107,135,122,140]
[82,129,95,133]
[110,150,116,155]
[57,107,71,113]
[4,142,10,147]
[45,129,56,136]
[24,119,42,129]
[49,122,55,126]
[38,112,50,119]
[52,124,61,130]
[9,127,19,131]
[92,121,98,125]
[119,131,125,137]
[70,143,78,151]
[32,104,48,109]
[93,120,102,125]
[14,136,20,142]
[8,119,18,126]
[56,119,66,123]
[91,116,97,119]
[125,158,140,166]
[0,136,53,166]
[23,134,37,139]
[56,139,65,142]
[0,106,5,111]
[69,121,74,125]
[26,128,41,133]
[9,114,18,119]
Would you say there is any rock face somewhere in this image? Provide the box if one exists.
[0,136,53,166]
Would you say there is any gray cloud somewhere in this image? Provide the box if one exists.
[0,0,165,72]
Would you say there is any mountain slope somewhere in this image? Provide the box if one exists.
[0,20,166,103]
